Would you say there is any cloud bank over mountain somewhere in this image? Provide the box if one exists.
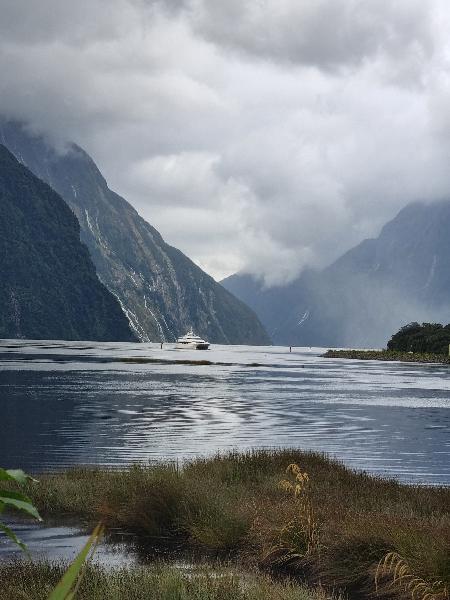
[2,0,450,284]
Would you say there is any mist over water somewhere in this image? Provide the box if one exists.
[0,340,449,485]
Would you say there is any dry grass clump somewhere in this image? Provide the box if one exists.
[0,561,328,600]
[261,464,320,570]
[181,479,250,550]
[376,552,448,600]
[12,449,450,600]
[99,465,184,537]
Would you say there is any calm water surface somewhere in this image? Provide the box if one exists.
[0,340,449,485]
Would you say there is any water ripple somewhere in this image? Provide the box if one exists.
[0,341,449,484]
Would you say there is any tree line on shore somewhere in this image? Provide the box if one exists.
[387,322,450,355]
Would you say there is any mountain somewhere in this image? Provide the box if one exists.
[0,144,136,342]
[0,121,270,345]
[223,201,450,348]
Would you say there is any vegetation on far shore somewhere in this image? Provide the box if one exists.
[3,450,449,600]
[324,322,450,364]
[387,322,450,355]
[323,349,450,364]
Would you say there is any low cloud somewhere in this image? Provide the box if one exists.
[1,0,450,284]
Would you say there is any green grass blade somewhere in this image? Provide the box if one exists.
[0,488,34,505]
[47,523,104,600]
[0,491,42,521]
[0,468,37,484]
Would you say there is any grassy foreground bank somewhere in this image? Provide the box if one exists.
[324,349,450,364]
[4,450,450,600]
[0,562,325,600]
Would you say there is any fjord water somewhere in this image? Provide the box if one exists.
[0,340,449,485]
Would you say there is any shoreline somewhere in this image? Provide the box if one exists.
[323,348,450,364]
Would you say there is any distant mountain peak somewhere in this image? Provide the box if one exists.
[223,199,450,348]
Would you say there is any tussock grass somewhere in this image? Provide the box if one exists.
[0,561,327,600]
[11,450,450,599]
[376,552,448,600]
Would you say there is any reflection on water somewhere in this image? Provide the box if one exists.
[0,340,449,484]
[0,520,136,566]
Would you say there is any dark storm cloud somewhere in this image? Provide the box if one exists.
[0,0,449,283]
[188,0,435,72]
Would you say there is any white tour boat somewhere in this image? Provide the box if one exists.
[176,329,210,350]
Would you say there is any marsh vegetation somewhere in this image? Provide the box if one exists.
[3,450,449,600]
[0,561,327,600]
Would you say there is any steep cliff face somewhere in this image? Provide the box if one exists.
[0,120,270,344]
[223,201,450,348]
[0,144,136,341]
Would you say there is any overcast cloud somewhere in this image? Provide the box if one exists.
[1,0,450,284]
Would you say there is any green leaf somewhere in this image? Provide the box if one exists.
[0,491,42,521]
[47,523,104,600]
[0,488,33,504]
[0,520,29,554]
[0,468,37,484]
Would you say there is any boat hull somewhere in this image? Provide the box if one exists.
[176,342,210,350]
[195,342,210,350]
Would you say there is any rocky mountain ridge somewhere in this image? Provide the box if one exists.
[223,200,450,348]
[0,120,270,345]
[0,144,135,341]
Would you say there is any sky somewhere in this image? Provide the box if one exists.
[1,0,450,285]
